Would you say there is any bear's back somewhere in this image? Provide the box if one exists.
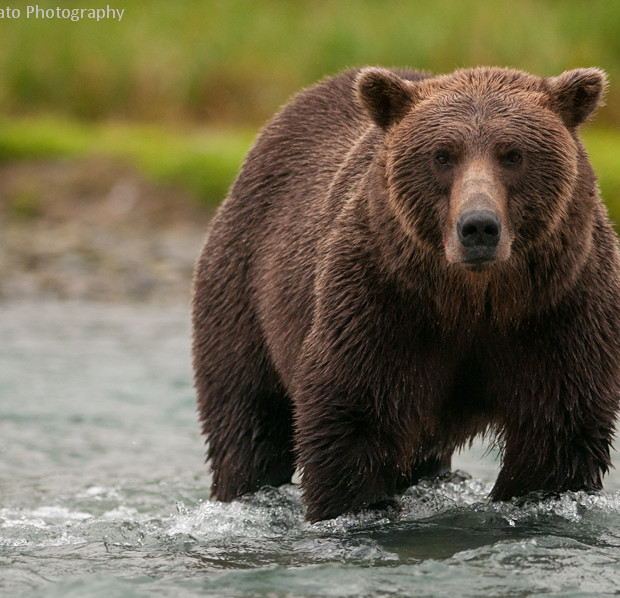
[225,69,430,225]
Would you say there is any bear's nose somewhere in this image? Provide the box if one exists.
[457,209,501,249]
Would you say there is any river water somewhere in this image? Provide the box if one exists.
[1,301,620,597]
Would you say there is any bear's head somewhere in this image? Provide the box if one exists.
[356,66,606,274]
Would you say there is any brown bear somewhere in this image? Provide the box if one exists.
[192,66,620,522]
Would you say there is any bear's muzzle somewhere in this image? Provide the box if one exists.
[456,209,502,268]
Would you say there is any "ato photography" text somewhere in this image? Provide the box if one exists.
[0,5,125,21]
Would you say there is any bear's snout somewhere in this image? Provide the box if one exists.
[445,165,511,270]
[457,209,501,266]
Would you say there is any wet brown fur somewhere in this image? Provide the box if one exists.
[192,66,620,522]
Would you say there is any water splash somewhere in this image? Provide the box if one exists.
[3,471,620,596]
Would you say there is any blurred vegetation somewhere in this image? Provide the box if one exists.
[0,0,619,216]
[0,117,254,202]
[2,0,620,126]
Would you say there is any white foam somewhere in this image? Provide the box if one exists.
[167,484,305,540]
[0,505,92,529]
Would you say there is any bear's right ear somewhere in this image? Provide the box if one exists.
[356,68,419,129]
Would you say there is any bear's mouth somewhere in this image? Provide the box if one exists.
[460,245,497,271]
[462,257,496,272]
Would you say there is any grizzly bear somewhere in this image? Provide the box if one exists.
[192,66,620,522]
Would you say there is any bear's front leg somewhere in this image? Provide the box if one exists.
[490,311,620,502]
[295,390,404,522]
[290,237,441,521]
[291,302,427,522]
[491,420,612,502]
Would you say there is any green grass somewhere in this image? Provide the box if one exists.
[583,129,620,224]
[1,0,620,127]
[1,116,619,226]
[0,117,254,205]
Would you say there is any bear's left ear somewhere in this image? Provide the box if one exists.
[356,68,420,129]
[546,68,607,128]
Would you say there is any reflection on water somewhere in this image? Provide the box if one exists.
[1,302,620,597]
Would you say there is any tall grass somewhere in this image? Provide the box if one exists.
[1,0,620,126]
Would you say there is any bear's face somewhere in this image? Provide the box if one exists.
[357,67,606,272]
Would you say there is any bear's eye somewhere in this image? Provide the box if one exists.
[435,151,452,166]
[504,150,522,166]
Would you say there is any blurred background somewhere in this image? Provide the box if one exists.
[0,0,619,301]
[2,6,620,593]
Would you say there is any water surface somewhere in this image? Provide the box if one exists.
[1,302,620,597]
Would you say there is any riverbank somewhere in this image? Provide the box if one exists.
[0,158,213,302]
